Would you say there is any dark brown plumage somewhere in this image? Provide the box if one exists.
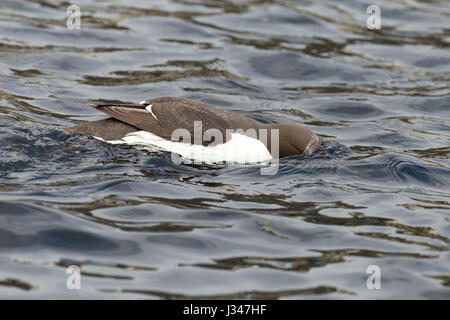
[65,97,320,158]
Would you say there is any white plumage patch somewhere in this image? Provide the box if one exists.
[97,131,273,164]
[145,105,158,120]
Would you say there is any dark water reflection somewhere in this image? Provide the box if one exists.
[0,0,449,299]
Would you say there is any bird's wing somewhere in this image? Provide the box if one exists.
[89,98,231,145]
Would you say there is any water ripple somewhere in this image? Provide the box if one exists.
[0,0,449,299]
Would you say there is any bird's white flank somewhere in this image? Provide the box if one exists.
[98,131,273,164]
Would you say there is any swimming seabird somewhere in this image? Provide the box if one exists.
[65,97,320,163]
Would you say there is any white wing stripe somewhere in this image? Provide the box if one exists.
[145,105,158,120]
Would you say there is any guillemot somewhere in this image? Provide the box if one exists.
[65,97,320,163]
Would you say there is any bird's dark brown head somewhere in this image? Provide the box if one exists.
[267,123,320,158]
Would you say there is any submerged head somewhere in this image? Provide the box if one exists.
[269,123,321,158]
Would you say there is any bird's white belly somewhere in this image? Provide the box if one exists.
[95,131,273,164]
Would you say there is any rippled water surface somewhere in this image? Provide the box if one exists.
[0,0,449,299]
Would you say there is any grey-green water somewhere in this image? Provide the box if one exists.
[0,0,449,299]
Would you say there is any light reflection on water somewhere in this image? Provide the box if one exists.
[0,0,449,299]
